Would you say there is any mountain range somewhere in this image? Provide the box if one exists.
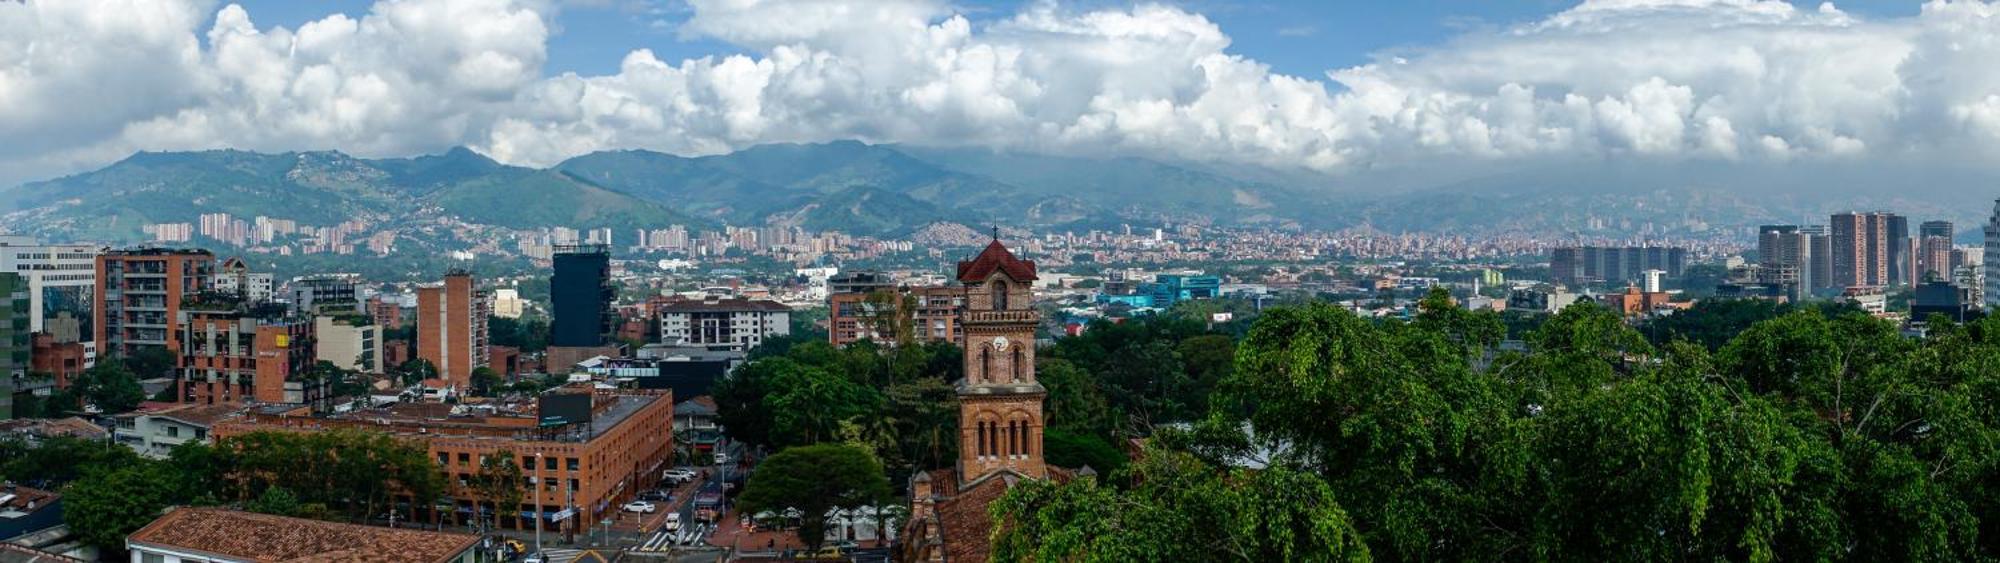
[6,141,1993,246]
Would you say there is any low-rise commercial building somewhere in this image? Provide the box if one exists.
[213,388,673,533]
[176,300,318,407]
[829,285,962,346]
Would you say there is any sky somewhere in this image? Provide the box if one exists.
[2,0,1997,188]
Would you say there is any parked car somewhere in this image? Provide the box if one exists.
[713,452,729,465]
[622,501,657,514]
[639,491,670,502]
[662,469,698,483]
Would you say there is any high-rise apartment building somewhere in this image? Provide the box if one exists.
[1831,212,1895,288]
[657,297,791,352]
[0,274,27,419]
[550,245,614,348]
[417,272,490,388]
[1887,214,1912,286]
[1756,225,1816,299]
[1985,200,2000,307]
[1800,225,1833,291]
[96,248,215,361]
[1918,221,1954,281]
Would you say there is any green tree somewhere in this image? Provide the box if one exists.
[71,359,146,414]
[64,462,180,549]
[990,447,1369,562]
[395,358,439,386]
[469,367,501,397]
[474,450,526,531]
[738,444,891,552]
[1038,358,1113,439]
[247,486,303,517]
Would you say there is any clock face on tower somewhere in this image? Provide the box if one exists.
[992,336,1010,351]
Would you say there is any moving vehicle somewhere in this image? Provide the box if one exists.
[662,468,698,484]
[665,512,683,532]
[623,501,657,514]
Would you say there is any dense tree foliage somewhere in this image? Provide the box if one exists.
[738,444,891,551]
[717,339,965,479]
[3,430,449,551]
[994,298,2000,562]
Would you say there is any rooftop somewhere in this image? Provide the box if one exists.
[957,240,1037,283]
[656,298,790,313]
[126,507,480,563]
[0,417,107,440]
[123,403,248,428]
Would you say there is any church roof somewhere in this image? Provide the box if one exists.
[956,240,1037,283]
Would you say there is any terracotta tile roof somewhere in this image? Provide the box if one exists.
[0,485,58,514]
[956,240,1037,283]
[127,507,481,563]
[150,404,249,428]
[0,543,86,562]
[0,417,107,440]
[934,473,1014,563]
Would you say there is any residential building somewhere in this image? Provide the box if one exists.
[0,274,25,419]
[417,272,491,389]
[1887,214,1912,286]
[1988,201,2000,308]
[1757,225,1814,299]
[0,237,99,364]
[829,285,964,346]
[315,315,383,374]
[214,388,674,534]
[0,484,63,544]
[285,274,362,316]
[905,239,1069,563]
[1920,221,1955,281]
[210,257,274,303]
[111,403,243,458]
[829,271,897,295]
[674,396,721,453]
[126,507,482,563]
[0,416,107,443]
[1506,285,1581,314]
[1548,246,1687,286]
[1600,284,1682,317]
[1802,224,1833,291]
[492,288,525,319]
[95,248,215,360]
[29,332,86,391]
[1832,212,1896,288]
[657,297,790,352]
[551,244,614,348]
[369,295,406,329]
[176,301,318,406]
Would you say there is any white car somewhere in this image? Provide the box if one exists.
[713,452,729,465]
[662,469,697,483]
[623,501,657,514]
[664,512,683,532]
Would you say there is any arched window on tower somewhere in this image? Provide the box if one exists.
[980,348,992,383]
[1011,348,1024,383]
[991,280,1008,310]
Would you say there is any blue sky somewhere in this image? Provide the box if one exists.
[224,0,1925,81]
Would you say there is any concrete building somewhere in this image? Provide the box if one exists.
[95,248,215,360]
[285,274,362,316]
[657,297,790,352]
[315,315,383,374]
[111,403,243,458]
[29,332,86,390]
[210,257,274,303]
[127,507,482,563]
[1757,225,1815,299]
[1919,221,1954,281]
[492,288,525,319]
[1987,199,2000,308]
[369,295,406,329]
[417,272,491,389]
[0,274,25,419]
[214,388,674,534]
[0,237,99,364]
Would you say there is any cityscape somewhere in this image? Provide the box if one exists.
[5,1,2000,563]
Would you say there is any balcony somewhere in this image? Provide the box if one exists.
[965,310,1037,324]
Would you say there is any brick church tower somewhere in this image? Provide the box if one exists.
[953,238,1047,481]
[904,237,1062,563]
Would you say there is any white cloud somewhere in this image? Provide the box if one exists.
[5,0,2000,186]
